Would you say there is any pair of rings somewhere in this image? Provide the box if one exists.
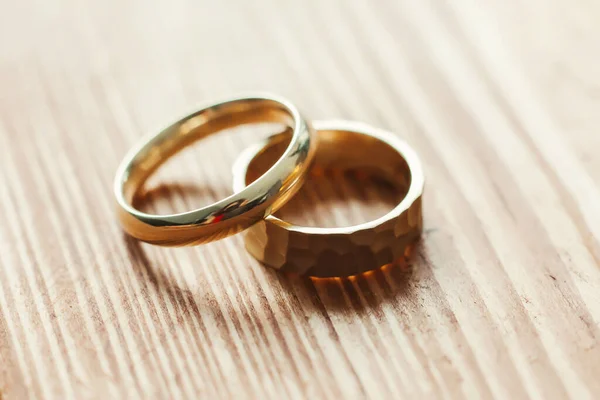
[114,94,424,277]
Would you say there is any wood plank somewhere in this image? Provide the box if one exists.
[0,0,599,398]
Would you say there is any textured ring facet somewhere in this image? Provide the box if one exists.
[114,94,316,246]
[232,120,424,277]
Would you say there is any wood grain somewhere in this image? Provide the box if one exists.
[1,0,599,398]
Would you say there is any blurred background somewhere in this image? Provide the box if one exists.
[1,0,600,399]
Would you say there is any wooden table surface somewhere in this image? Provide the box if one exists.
[1,0,600,398]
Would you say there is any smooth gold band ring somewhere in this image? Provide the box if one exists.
[114,94,316,246]
[232,120,424,277]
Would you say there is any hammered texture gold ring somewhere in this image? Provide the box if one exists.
[232,120,424,277]
[114,94,316,246]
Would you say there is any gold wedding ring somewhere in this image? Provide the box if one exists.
[114,94,316,246]
[232,120,424,277]
[115,94,425,278]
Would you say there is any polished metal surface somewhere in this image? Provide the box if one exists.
[232,120,424,277]
[114,94,316,246]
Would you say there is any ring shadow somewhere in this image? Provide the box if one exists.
[125,181,421,317]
